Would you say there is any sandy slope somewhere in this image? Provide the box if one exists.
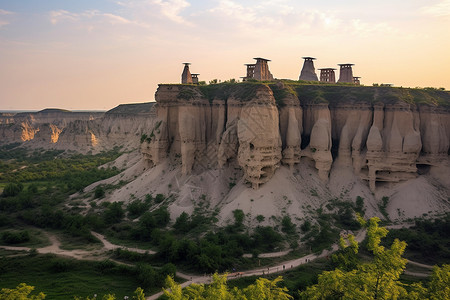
[78,152,450,227]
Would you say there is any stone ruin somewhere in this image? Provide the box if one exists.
[182,57,360,85]
[299,57,319,81]
[242,57,274,81]
[319,68,336,83]
[181,63,200,84]
[337,64,354,83]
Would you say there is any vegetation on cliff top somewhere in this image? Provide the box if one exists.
[171,80,450,107]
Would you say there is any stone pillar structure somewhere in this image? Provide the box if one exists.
[181,63,193,84]
[299,57,319,81]
[253,58,274,81]
[353,77,361,85]
[319,68,336,83]
[337,64,354,83]
[191,74,199,84]
[243,64,256,81]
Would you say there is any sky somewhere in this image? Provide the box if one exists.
[0,0,450,110]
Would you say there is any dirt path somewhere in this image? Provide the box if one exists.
[90,231,156,254]
[0,231,155,260]
[0,226,436,300]
[146,230,367,300]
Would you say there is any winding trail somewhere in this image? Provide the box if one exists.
[0,231,155,260]
[0,226,436,300]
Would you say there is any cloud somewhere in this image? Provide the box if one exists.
[49,9,134,26]
[152,0,191,24]
[116,0,191,25]
[0,9,14,28]
[422,0,450,17]
[103,13,132,24]
[0,9,13,15]
[202,0,397,39]
[49,10,80,24]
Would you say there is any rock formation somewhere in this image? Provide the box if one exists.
[2,83,449,194]
[141,83,450,191]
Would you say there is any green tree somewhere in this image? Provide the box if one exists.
[0,283,46,299]
[299,217,410,299]
[163,273,292,300]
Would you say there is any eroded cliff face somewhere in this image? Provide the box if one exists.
[142,83,450,191]
[0,105,157,152]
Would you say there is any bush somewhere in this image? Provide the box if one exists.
[173,212,190,233]
[1,230,30,244]
[2,183,24,197]
[281,216,296,235]
[127,199,150,219]
[301,220,311,233]
[94,186,105,199]
[154,194,165,204]
[103,202,124,224]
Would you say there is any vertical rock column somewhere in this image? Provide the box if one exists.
[237,86,282,189]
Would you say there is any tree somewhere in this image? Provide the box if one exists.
[299,217,450,299]
[0,283,46,299]
[163,273,292,300]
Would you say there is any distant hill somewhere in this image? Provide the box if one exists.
[106,102,156,115]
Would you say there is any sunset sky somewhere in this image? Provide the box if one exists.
[1,0,450,110]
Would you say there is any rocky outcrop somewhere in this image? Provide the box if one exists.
[142,83,450,191]
[0,104,156,152]
[142,84,282,188]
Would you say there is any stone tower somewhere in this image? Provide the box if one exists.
[253,58,274,81]
[337,64,354,83]
[319,68,336,83]
[299,57,319,81]
[191,74,199,84]
[181,63,193,84]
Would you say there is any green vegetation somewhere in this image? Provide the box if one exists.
[164,273,293,299]
[383,214,450,265]
[379,196,390,220]
[299,217,450,299]
[161,218,450,299]
[174,80,450,107]
[0,145,121,244]
[0,254,169,299]
[198,82,265,103]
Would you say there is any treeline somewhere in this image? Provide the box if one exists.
[0,146,121,186]
[384,214,450,264]
[106,204,285,272]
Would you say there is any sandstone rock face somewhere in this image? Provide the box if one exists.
[1,84,449,193]
[142,83,450,191]
[0,105,156,153]
[236,87,282,188]
[142,84,282,188]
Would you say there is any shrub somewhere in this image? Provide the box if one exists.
[103,202,124,224]
[154,194,165,204]
[2,183,24,197]
[301,220,311,232]
[1,230,30,244]
[94,186,105,199]
[355,196,365,215]
[281,216,296,235]
[256,215,265,222]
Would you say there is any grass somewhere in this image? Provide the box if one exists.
[0,227,51,248]
[0,254,143,299]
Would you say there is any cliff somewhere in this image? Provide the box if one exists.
[0,103,157,152]
[142,82,450,192]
